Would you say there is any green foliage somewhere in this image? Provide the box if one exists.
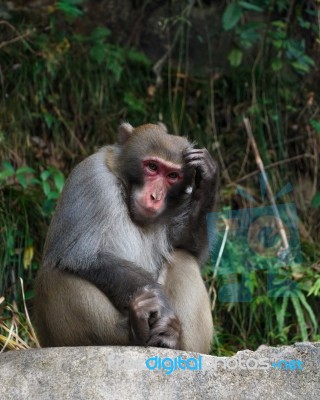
[223,3,242,31]
[311,193,320,209]
[0,161,65,300]
[223,0,316,78]
[209,236,319,353]
[56,0,84,18]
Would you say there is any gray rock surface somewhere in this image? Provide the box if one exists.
[0,342,319,400]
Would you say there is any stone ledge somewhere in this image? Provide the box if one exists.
[0,342,319,399]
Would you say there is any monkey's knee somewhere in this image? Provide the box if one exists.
[34,268,129,347]
[162,250,213,354]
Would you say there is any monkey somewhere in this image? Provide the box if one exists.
[34,122,218,354]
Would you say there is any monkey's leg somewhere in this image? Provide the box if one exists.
[160,250,213,354]
[34,268,130,347]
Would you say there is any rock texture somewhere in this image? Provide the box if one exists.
[0,342,319,399]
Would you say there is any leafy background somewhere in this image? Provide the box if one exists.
[0,0,319,354]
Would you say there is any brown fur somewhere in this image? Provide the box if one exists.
[35,250,212,353]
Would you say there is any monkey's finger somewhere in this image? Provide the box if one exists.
[184,155,215,171]
[185,158,216,176]
[183,150,204,158]
[130,318,150,345]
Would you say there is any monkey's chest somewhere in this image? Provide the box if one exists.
[104,225,171,278]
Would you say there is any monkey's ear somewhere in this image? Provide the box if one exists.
[157,122,168,133]
[119,122,134,145]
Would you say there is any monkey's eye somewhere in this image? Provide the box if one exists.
[167,172,179,179]
[148,162,158,171]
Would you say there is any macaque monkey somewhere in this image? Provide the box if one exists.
[34,122,218,354]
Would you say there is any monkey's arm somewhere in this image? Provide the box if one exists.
[58,252,155,312]
[57,253,181,348]
[171,149,218,264]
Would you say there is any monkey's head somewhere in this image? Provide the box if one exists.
[117,122,194,225]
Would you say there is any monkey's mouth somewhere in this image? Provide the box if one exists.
[134,200,162,218]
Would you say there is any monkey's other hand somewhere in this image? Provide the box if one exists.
[128,285,181,350]
[183,148,217,215]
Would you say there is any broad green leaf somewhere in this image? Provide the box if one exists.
[47,191,60,200]
[228,49,243,67]
[271,59,283,71]
[127,49,151,66]
[311,119,320,133]
[91,27,111,41]
[42,181,51,196]
[223,3,242,31]
[53,171,65,192]
[239,1,263,12]
[41,170,51,181]
[16,166,35,175]
[90,43,107,65]
[29,178,41,185]
[0,170,14,181]
[17,174,27,188]
[311,192,320,208]
[2,160,14,173]
[56,1,83,17]
[291,61,310,74]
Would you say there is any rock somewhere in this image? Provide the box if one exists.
[0,342,319,399]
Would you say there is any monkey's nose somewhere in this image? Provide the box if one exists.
[151,193,161,202]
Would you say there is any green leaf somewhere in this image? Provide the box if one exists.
[228,49,243,67]
[42,199,56,216]
[42,181,51,197]
[53,171,65,192]
[222,3,242,31]
[271,59,283,71]
[47,191,60,200]
[2,160,15,174]
[29,178,41,185]
[91,27,111,41]
[90,43,107,65]
[291,295,308,341]
[276,296,288,332]
[16,174,27,188]
[308,278,320,296]
[43,112,56,129]
[56,1,83,17]
[311,192,320,208]
[41,170,51,181]
[291,61,310,74]
[239,1,263,12]
[127,49,151,66]
[310,119,320,133]
[124,93,146,114]
[297,291,318,331]
[16,166,35,175]
[25,289,35,300]
[0,170,14,181]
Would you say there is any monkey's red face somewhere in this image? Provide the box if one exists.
[133,157,183,219]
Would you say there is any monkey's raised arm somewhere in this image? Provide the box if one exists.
[170,148,218,264]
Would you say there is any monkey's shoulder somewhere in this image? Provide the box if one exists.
[67,145,120,185]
